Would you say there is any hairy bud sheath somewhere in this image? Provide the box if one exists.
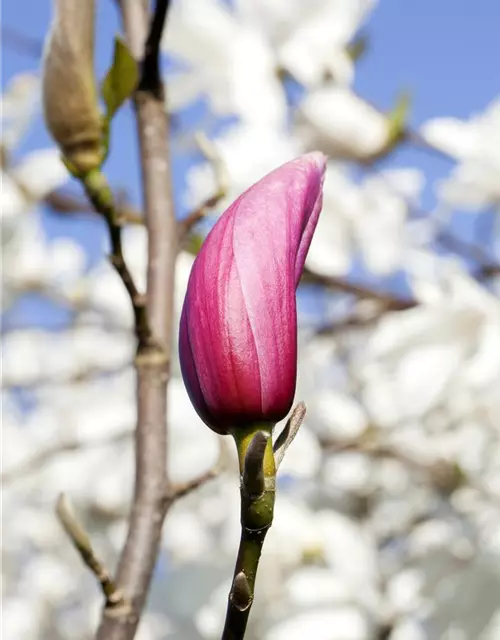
[42,0,102,173]
[179,153,327,435]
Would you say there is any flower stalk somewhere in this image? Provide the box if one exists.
[222,427,277,640]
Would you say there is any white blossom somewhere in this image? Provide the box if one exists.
[237,0,376,87]
[306,164,424,276]
[421,98,500,211]
[163,0,287,128]
[296,86,390,160]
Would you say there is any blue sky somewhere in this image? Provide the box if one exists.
[2,0,499,298]
[4,0,499,196]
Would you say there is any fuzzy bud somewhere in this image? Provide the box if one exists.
[179,153,327,435]
[42,0,102,173]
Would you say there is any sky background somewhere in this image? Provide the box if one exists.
[2,0,499,324]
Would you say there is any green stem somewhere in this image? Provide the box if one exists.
[81,169,152,347]
[221,426,276,640]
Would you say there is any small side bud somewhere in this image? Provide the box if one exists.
[42,0,102,173]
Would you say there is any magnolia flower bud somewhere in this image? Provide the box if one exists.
[179,152,327,435]
[42,0,102,173]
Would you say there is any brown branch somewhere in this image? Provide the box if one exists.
[138,0,171,97]
[301,266,417,310]
[437,230,500,278]
[94,0,177,638]
[56,494,132,615]
[82,171,152,347]
[164,438,229,505]
[45,189,144,225]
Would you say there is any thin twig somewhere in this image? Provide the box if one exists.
[138,0,171,97]
[83,170,152,347]
[165,438,229,505]
[301,266,417,310]
[56,494,131,615]
[178,132,228,238]
[94,0,177,637]
[46,188,144,225]
[437,230,500,277]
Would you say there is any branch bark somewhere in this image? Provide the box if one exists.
[95,1,177,638]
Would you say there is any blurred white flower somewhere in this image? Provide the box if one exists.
[277,0,375,87]
[266,606,371,640]
[164,505,212,562]
[265,497,323,567]
[163,0,286,128]
[18,555,75,603]
[136,612,174,640]
[1,72,39,151]
[1,148,69,242]
[421,98,500,211]
[386,568,424,615]
[317,510,378,600]
[297,86,390,160]
[168,378,220,484]
[323,452,372,493]
[237,0,376,87]
[2,597,44,640]
[359,261,500,426]
[185,123,299,212]
[2,325,133,387]
[195,579,230,638]
[277,424,322,479]
[286,566,351,606]
[1,75,69,229]
[310,390,368,440]
[306,164,424,276]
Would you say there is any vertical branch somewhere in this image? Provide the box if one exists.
[222,429,277,640]
[95,1,177,639]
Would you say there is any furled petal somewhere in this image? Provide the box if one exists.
[179,153,326,434]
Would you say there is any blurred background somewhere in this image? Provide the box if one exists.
[2,1,500,639]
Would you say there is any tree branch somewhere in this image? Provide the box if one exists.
[138,0,171,97]
[56,494,132,615]
[45,188,144,225]
[82,170,151,346]
[301,266,417,310]
[94,0,177,638]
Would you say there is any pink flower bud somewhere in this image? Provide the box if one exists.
[179,152,326,435]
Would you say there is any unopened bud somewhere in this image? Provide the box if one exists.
[42,0,102,173]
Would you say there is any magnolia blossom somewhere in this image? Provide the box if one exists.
[421,98,500,211]
[306,164,424,276]
[358,258,500,426]
[163,0,374,127]
[179,153,326,434]
[296,86,390,160]
[237,0,376,87]
[163,0,286,128]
